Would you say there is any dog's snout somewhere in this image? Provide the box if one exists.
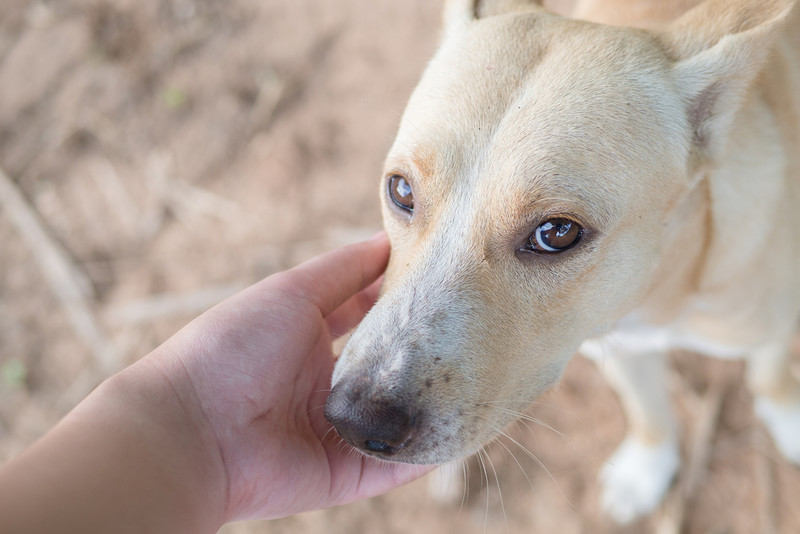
[324,378,416,457]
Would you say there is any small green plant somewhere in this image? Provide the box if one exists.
[161,87,189,110]
[1,358,27,389]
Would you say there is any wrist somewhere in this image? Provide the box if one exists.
[0,356,228,534]
[102,354,229,532]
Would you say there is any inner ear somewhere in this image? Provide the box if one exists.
[656,0,795,166]
[475,0,544,18]
[686,80,723,152]
[442,0,544,31]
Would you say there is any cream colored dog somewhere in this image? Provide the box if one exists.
[325,0,800,523]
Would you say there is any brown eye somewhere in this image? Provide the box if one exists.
[528,218,582,253]
[388,174,414,212]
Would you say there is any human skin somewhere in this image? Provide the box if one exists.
[0,232,431,534]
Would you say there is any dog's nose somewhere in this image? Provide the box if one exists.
[324,378,416,457]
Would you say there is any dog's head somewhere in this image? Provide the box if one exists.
[325,0,795,463]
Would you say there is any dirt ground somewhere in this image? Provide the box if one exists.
[1,1,799,533]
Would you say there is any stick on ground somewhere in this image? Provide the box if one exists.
[0,165,116,376]
[657,375,729,534]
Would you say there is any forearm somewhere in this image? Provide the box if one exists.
[0,361,226,534]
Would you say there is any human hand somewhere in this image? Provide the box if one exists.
[144,232,432,522]
[0,233,431,533]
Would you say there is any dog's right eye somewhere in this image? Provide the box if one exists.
[388,174,414,212]
[525,218,583,254]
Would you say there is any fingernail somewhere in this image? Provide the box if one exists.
[369,231,387,241]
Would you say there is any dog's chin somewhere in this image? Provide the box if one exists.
[330,424,464,465]
[330,405,519,466]
[341,435,485,466]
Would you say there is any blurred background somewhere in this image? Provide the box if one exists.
[0,0,798,532]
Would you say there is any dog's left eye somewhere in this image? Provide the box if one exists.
[526,218,582,253]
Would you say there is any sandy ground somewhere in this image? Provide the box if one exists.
[1,1,799,533]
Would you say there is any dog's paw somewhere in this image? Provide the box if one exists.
[600,437,679,524]
[427,461,464,503]
[755,396,800,464]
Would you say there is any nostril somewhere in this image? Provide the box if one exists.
[365,440,396,454]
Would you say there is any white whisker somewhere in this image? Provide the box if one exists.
[495,437,536,492]
[483,448,508,531]
[320,426,337,443]
[482,419,573,509]
[460,460,469,513]
[482,403,573,442]
[477,448,490,534]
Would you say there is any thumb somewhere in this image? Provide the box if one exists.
[273,232,390,317]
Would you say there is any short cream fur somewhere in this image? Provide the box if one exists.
[327,0,800,523]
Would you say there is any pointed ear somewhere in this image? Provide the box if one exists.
[443,0,544,30]
[656,0,796,165]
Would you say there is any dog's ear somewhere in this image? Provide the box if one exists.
[443,0,544,30]
[474,0,544,17]
[657,0,796,165]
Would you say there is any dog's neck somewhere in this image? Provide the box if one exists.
[636,88,798,345]
[571,2,800,343]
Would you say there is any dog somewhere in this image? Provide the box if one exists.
[324,0,800,523]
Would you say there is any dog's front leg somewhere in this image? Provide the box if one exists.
[747,335,800,465]
[581,334,679,524]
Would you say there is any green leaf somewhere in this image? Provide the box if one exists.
[1,358,27,388]
[161,87,188,110]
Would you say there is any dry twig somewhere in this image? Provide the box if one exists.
[88,156,141,239]
[0,164,116,375]
[104,283,245,326]
[657,376,729,534]
[753,428,778,534]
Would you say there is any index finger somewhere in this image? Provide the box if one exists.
[275,232,390,317]
[325,275,383,339]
